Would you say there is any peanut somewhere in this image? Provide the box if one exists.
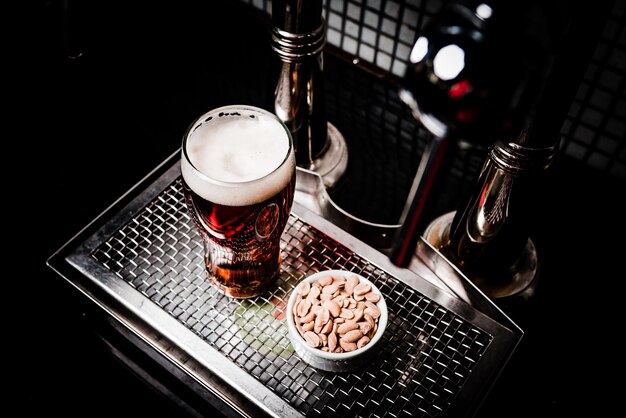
[291,273,384,354]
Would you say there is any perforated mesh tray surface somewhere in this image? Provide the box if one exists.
[48,153,522,418]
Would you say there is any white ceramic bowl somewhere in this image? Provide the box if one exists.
[286,270,388,372]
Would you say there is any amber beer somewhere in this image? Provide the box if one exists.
[181,105,296,298]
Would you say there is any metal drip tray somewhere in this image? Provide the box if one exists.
[48,152,522,417]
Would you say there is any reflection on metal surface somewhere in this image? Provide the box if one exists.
[425,212,539,302]
[295,167,401,253]
[270,0,348,188]
[409,0,612,301]
[389,0,552,269]
[424,130,556,300]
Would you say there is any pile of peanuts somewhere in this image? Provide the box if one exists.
[291,273,382,353]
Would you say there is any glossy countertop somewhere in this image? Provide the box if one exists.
[16,1,625,416]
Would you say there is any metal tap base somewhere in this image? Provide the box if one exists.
[308,122,348,189]
[424,211,539,302]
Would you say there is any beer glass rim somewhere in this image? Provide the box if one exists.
[182,104,294,187]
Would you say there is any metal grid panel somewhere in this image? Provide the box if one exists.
[322,0,442,77]
[91,177,492,417]
[560,1,626,179]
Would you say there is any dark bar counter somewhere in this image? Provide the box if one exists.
[17,1,625,416]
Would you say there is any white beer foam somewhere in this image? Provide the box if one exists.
[181,107,295,206]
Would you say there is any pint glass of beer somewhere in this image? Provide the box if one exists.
[181,105,296,298]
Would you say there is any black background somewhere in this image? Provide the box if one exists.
[14,0,625,416]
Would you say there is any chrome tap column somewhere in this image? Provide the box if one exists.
[270,0,347,188]
[421,0,611,301]
[425,128,557,299]
[389,0,544,268]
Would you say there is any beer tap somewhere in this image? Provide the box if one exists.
[390,0,546,268]
[393,0,610,302]
[423,0,611,301]
[269,0,348,188]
